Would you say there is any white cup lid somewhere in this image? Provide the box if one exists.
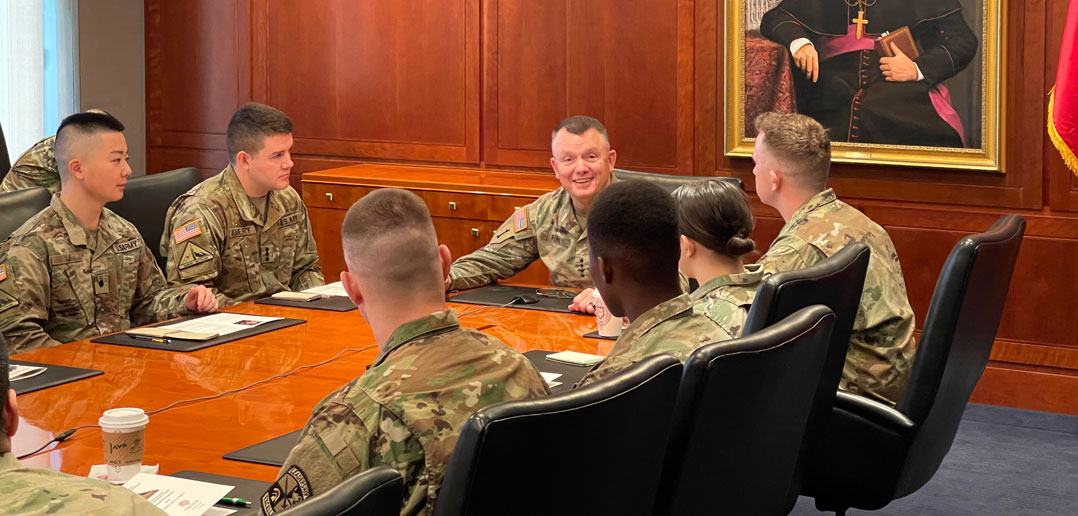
[98,407,148,429]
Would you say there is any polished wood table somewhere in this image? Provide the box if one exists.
[11,298,608,482]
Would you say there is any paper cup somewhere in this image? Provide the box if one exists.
[593,290,622,337]
[98,408,148,482]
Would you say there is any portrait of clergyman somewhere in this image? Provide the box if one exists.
[733,0,1000,170]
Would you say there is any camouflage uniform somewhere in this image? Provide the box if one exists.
[757,188,915,405]
[0,136,60,194]
[577,294,733,386]
[448,187,592,290]
[0,195,194,353]
[260,310,550,516]
[0,452,166,515]
[160,165,323,306]
[690,263,766,338]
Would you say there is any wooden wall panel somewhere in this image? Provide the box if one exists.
[483,0,695,174]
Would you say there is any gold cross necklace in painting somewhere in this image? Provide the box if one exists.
[845,0,878,39]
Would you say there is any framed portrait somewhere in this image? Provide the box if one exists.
[725,0,1004,171]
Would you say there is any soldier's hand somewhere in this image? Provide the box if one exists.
[793,43,819,83]
[568,288,597,314]
[185,285,218,313]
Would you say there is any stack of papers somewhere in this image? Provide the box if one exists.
[545,351,605,366]
[9,364,47,382]
[301,281,348,297]
[122,473,237,516]
[541,372,563,388]
[154,313,283,338]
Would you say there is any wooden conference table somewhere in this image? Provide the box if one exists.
[10,295,608,482]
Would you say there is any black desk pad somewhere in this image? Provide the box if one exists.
[222,430,302,467]
[171,470,270,515]
[90,318,306,352]
[10,360,103,395]
[582,330,618,341]
[447,285,582,314]
[254,295,356,312]
[524,350,594,394]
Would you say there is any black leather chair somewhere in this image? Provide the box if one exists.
[0,187,52,242]
[105,167,201,269]
[655,305,836,516]
[614,168,743,193]
[275,465,403,516]
[0,119,10,180]
[741,242,870,512]
[433,354,684,516]
[803,215,1027,514]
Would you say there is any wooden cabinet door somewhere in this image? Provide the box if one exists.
[308,206,348,281]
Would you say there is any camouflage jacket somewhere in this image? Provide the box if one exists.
[0,136,60,194]
[690,264,765,338]
[0,195,193,353]
[261,310,550,516]
[0,452,166,516]
[578,294,733,386]
[756,188,915,405]
[160,165,323,306]
[448,187,591,290]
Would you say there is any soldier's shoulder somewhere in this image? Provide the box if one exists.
[102,207,141,235]
[0,466,144,513]
[5,207,61,253]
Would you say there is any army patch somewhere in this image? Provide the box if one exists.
[113,239,141,253]
[514,206,528,232]
[178,242,214,270]
[229,225,256,238]
[0,290,18,313]
[172,220,203,244]
[279,212,302,227]
[0,264,6,282]
[260,465,311,514]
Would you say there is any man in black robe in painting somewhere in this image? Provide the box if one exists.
[761,0,979,147]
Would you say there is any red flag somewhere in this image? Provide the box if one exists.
[1050,0,1078,175]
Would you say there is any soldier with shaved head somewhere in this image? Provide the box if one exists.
[260,188,549,516]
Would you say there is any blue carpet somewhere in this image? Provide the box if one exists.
[791,404,1078,515]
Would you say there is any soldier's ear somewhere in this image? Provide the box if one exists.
[340,271,364,308]
[679,235,695,259]
[595,255,614,286]
[438,245,452,283]
[768,169,782,192]
[4,389,18,438]
[68,159,85,181]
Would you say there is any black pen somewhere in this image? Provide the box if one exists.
[219,497,252,507]
[128,334,172,344]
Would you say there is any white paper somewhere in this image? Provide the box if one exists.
[9,364,47,381]
[545,350,604,366]
[122,473,234,516]
[302,281,348,297]
[88,464,159,484]
[158,313,282,337]
[548,381,563,388]
[540,372,562,383]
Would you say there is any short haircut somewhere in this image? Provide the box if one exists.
[673,179,756,257]
[341,188,441,288]
[551,115,609,147]
[0,337,9,426]
[754,112,831,190]
[226,103,294,165]
[54,112,126,168]
[588,180,680,280]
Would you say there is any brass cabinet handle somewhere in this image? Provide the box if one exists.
[471,228,480,237]
[449,201,457,211]
[325,192,334,201]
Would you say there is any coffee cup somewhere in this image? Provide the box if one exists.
[98,408,148,482]
[592,290,622,337]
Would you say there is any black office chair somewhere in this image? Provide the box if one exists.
[105,167,201,269]
[741,242,870,512]
[803,215,1027,514]
[275,465,404,516]
[0,187,52,242]
[0,119,10,181]
[614,168,743,193]
[433,354,684,516]
[655,305,836,516]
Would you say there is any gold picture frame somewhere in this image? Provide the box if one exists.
[725,0,1005,171]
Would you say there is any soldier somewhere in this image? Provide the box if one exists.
[673,179,765,337]
[0,113,217,353]
[160,103,323,306]
[752,111,915,405]
[0,344,166,514]
[576,181,734,387]
[0,109,112,194]
[446,115,616,291]
[260,189,549,516]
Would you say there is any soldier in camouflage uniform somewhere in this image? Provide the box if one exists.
[0,113,216,353]
[448,115,617,291]
[262,189,549,516]
[752,112,914,405]
[690,265,765,337]
[1,110,112,194]
[576,180,733,387]
[0,338,166,516]
[160,103,322,305]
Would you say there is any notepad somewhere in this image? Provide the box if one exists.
[270,291,323,302]
[125,327,219,341]
[545,351,604,366]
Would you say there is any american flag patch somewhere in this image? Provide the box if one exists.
[0,264,6,282]
[514,206,528,232]
[173,220,203,244]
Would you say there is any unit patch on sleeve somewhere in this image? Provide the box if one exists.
[172,220,203,244]
[260,465,312,514]
[178,242,214,270]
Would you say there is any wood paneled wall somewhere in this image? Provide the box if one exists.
[146,0,1078,414]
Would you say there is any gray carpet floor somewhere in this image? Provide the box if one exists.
[791,404,1078,515]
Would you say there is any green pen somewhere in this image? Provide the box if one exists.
[219,497,252,507]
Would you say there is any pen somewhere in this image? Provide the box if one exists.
[129,334,171,344]
[219,497,252,507]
